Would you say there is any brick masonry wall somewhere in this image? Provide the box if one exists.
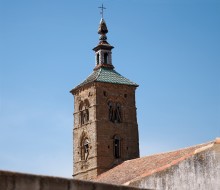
[72,82,139,180]
[95,83,139,174]
[72,85,98,180]
[0,170,147,190]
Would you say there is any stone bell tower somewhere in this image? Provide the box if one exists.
[70,17,139,180]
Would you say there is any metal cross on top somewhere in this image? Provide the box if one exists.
[98,4,106,18]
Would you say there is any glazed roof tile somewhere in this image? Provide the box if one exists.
[71,67,138,92]
[94,139,219,186]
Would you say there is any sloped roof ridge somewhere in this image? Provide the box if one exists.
[95,67,102,80]
[124,140,215,185]
[71,67,138,93]
[95,139,216,186]
[96,67,138,86]
[113,70,138,85]
[124,140,215,164]
[70,69,100,92]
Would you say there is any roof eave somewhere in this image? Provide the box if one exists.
[93,64,114,71]
[124,141,216,186]
[70,81,138,95]
[70,82,94,95]
[93,44,114,52]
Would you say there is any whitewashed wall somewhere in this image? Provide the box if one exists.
[130,145,220,190]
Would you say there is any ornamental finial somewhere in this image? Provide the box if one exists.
[98,4,108,41]
[98,18,108,35]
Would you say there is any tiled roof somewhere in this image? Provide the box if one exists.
[71,67,138,92]
[94,139,219,185]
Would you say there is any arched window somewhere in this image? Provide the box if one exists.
[114,135,121,159]
[115,103,122,123]
[96,53,100,65]
[108,101,122,123]
[81,137,90,161]
[79,100,89,125]
[104,53,108,64]
[81,109,89,125]
[108,101,114,122]
[79,102,84,125]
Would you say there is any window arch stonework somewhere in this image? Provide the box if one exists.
[108,101,122,123]
[79,99,90,125]
[104,52,108,64]
[80,132,90,161]
[96,53,100,65]
[113,135,121,159]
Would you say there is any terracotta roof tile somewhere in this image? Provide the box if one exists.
[94,140,215,185]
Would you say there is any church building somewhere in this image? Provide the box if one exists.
[1,6,219,190]
[70,17,139,180]
[70,13,220,190]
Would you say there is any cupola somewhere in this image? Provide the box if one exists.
[93,18,114,70]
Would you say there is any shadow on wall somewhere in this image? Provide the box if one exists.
[0,170,152,190]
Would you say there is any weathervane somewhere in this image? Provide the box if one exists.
[98,4,106,18]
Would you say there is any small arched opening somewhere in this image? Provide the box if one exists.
[114,135,121,159]
[104,53,108,64]
[81,136,90,161]
[79,100,90,125]
[96,53,100,65]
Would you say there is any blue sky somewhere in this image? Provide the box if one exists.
[0,0,219,178]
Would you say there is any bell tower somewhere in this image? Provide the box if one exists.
[70,15,139,180]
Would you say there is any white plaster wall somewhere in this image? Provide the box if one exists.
[133,145,220,190]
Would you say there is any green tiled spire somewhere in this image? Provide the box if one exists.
[72,68,138,92]
[96,68,138,86]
